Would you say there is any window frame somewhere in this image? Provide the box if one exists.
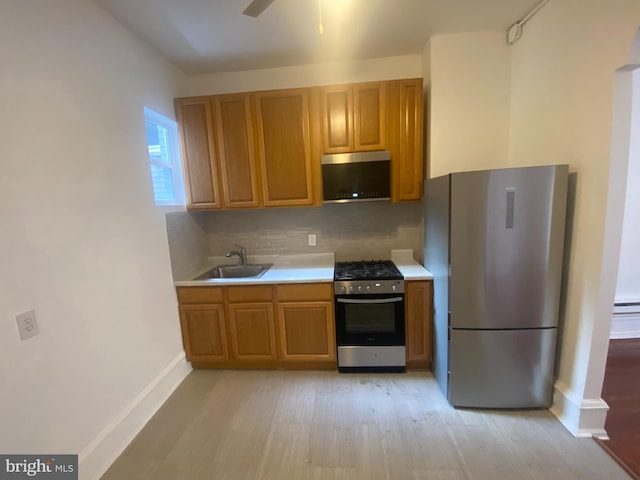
[144,107,186,208]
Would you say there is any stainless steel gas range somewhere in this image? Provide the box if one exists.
[333,260,406,373]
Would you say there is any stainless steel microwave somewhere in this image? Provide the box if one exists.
[321,150,391,204]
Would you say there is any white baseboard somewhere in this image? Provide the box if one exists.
[610,313,640,339]
[550,381,610,439]
[79,353,191,480]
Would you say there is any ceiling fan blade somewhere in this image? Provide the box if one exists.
[242,0,275,17]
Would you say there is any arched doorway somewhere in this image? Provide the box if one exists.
[592,26,640,477]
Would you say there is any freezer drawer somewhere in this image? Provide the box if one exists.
[448,328,556,408]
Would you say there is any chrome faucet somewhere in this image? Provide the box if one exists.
[225,245,247,265]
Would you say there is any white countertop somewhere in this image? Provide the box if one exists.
[174,252,336,286]
[173,250,433,287]
[391,249,434,280]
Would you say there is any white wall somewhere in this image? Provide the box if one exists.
[615,84,640,305]
[427,32,512,177]
[609,67,640,341]
[611,65,640,339]
[507,0,640,435]
[0,0,189,477]
[182,54,422,96]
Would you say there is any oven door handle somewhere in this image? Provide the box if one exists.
[337,297,404,304]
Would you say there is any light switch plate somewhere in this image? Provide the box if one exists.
[308,234,317,246]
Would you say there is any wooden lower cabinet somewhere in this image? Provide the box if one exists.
[227,302,277,361]
[405,280,433,369]
[276,283,335,365]
[177,281,432,370]
[277,301,336,362]
[177,287,227,362]
[177,283,336,369]
[226,285,277,364]
[179,304,228,361]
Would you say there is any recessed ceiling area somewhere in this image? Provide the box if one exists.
[92,0,543,74]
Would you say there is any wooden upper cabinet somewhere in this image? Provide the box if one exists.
[175,78,423,210]
[388,78,424,202]
[253,89,314,206]
[213,93,260,208]
[174,97,221,209]
[354,82,386,151]
[321,86,354,152]
[320,82,386,154]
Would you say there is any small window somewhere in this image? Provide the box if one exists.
[144,107,185,206]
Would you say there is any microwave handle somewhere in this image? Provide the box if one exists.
[337,297,403,304]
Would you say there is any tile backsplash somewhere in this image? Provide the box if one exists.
[165,210,208,279]
[166,202,424,278]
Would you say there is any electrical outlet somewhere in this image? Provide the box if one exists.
[308,234,317,247]
[16,309,39,340]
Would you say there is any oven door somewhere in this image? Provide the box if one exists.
[335,294,405,346]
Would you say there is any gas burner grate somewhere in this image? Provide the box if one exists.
[334,260,403,281]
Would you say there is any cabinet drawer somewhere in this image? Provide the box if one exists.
[226,285,274,302]
[177,287,224,304]
[277,283,333,301]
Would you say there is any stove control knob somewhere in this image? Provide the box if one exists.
[392,284,397,292]
[349,285,355,293]
[357,285,363,292]
[340,286,346,294]
[366,285,371,292]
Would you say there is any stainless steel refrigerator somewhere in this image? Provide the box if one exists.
[424,165,568,408]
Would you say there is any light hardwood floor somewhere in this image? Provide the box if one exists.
[102,370,632,480]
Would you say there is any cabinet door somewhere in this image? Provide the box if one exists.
[213,93,260,207]
[388,79,423,202]
[179,304,228,361]
[319,82,386,154]
[277,301,336,362]
[254,89,314,206]
[320,85,353,153]
[227,303,277,361]
[354,82,386,151]
[405,281,433,367]
[175,97,221,209]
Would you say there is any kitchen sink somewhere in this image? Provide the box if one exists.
[193,263,273,280]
